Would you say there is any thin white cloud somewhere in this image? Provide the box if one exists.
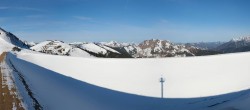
[0,6,44,12]
[0,6,9,9]
[17,7,44,12]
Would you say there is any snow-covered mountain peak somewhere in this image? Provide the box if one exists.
[25,41,36,47]
[0,27,11,42]
[133,39,195,57]
[230,36,250,42]
[69,42,85,45]
[99,41,120,47]
[139,39,172,50]
[107,40,119,44]
[215,36,250,53]
[0,27,29,49]
[30,40,93,57]
[31,40,71,54]
[0,27,7,36]
[100,40,130,47]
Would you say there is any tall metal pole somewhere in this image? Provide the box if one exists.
[160,77,165,98]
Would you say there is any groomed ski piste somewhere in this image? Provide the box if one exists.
[1,28,250,110]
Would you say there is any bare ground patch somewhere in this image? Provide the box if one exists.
[0,52,25,110]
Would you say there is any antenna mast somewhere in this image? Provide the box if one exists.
[159,76,165,98]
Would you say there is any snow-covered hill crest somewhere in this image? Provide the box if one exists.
[30,40,94,58]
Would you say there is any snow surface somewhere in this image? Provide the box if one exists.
[31,40,71,55]
[6,53,250,110]
[30,41,51,52]
[0,28,29,49]
[16,51,250,98]
[79,43,107,55]
[96,44,120,54]
[68,48,94,58]
[31,40,94,58]
[1,35,249,109]
[0,29,14,45]
[0,35,14,53]
[100,41,129,47]
[8,53,172,110]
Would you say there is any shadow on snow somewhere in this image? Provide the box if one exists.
[7,53,250,110]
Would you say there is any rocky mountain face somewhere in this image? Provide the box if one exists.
[215,37,250,53]
[136,39,193,57]
[0,28,29,49]
[102,39,221,58]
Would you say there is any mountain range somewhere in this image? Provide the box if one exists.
[1,27,250,58]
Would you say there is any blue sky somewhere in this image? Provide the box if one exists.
[0,0,250,43]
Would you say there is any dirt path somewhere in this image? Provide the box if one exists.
[0,52,25,110]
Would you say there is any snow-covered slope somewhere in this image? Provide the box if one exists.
[0,28,29,49]
[70,42,129,58]
[231,36,250,42]
[6,51,250,110]
[8,53,173,110]
[25,41,36,47]
[0,37,19,54]
[216,36,250,53]
[100,41,129,47]
[0,28,30,54]
[30,41,51,52]
[30,40,93,57]
[31,41,127,58]
[123,44,142,57]
[16,51,250,98]
[96,43,120,54]
[79,43,108,55]
[0,38,13,54]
